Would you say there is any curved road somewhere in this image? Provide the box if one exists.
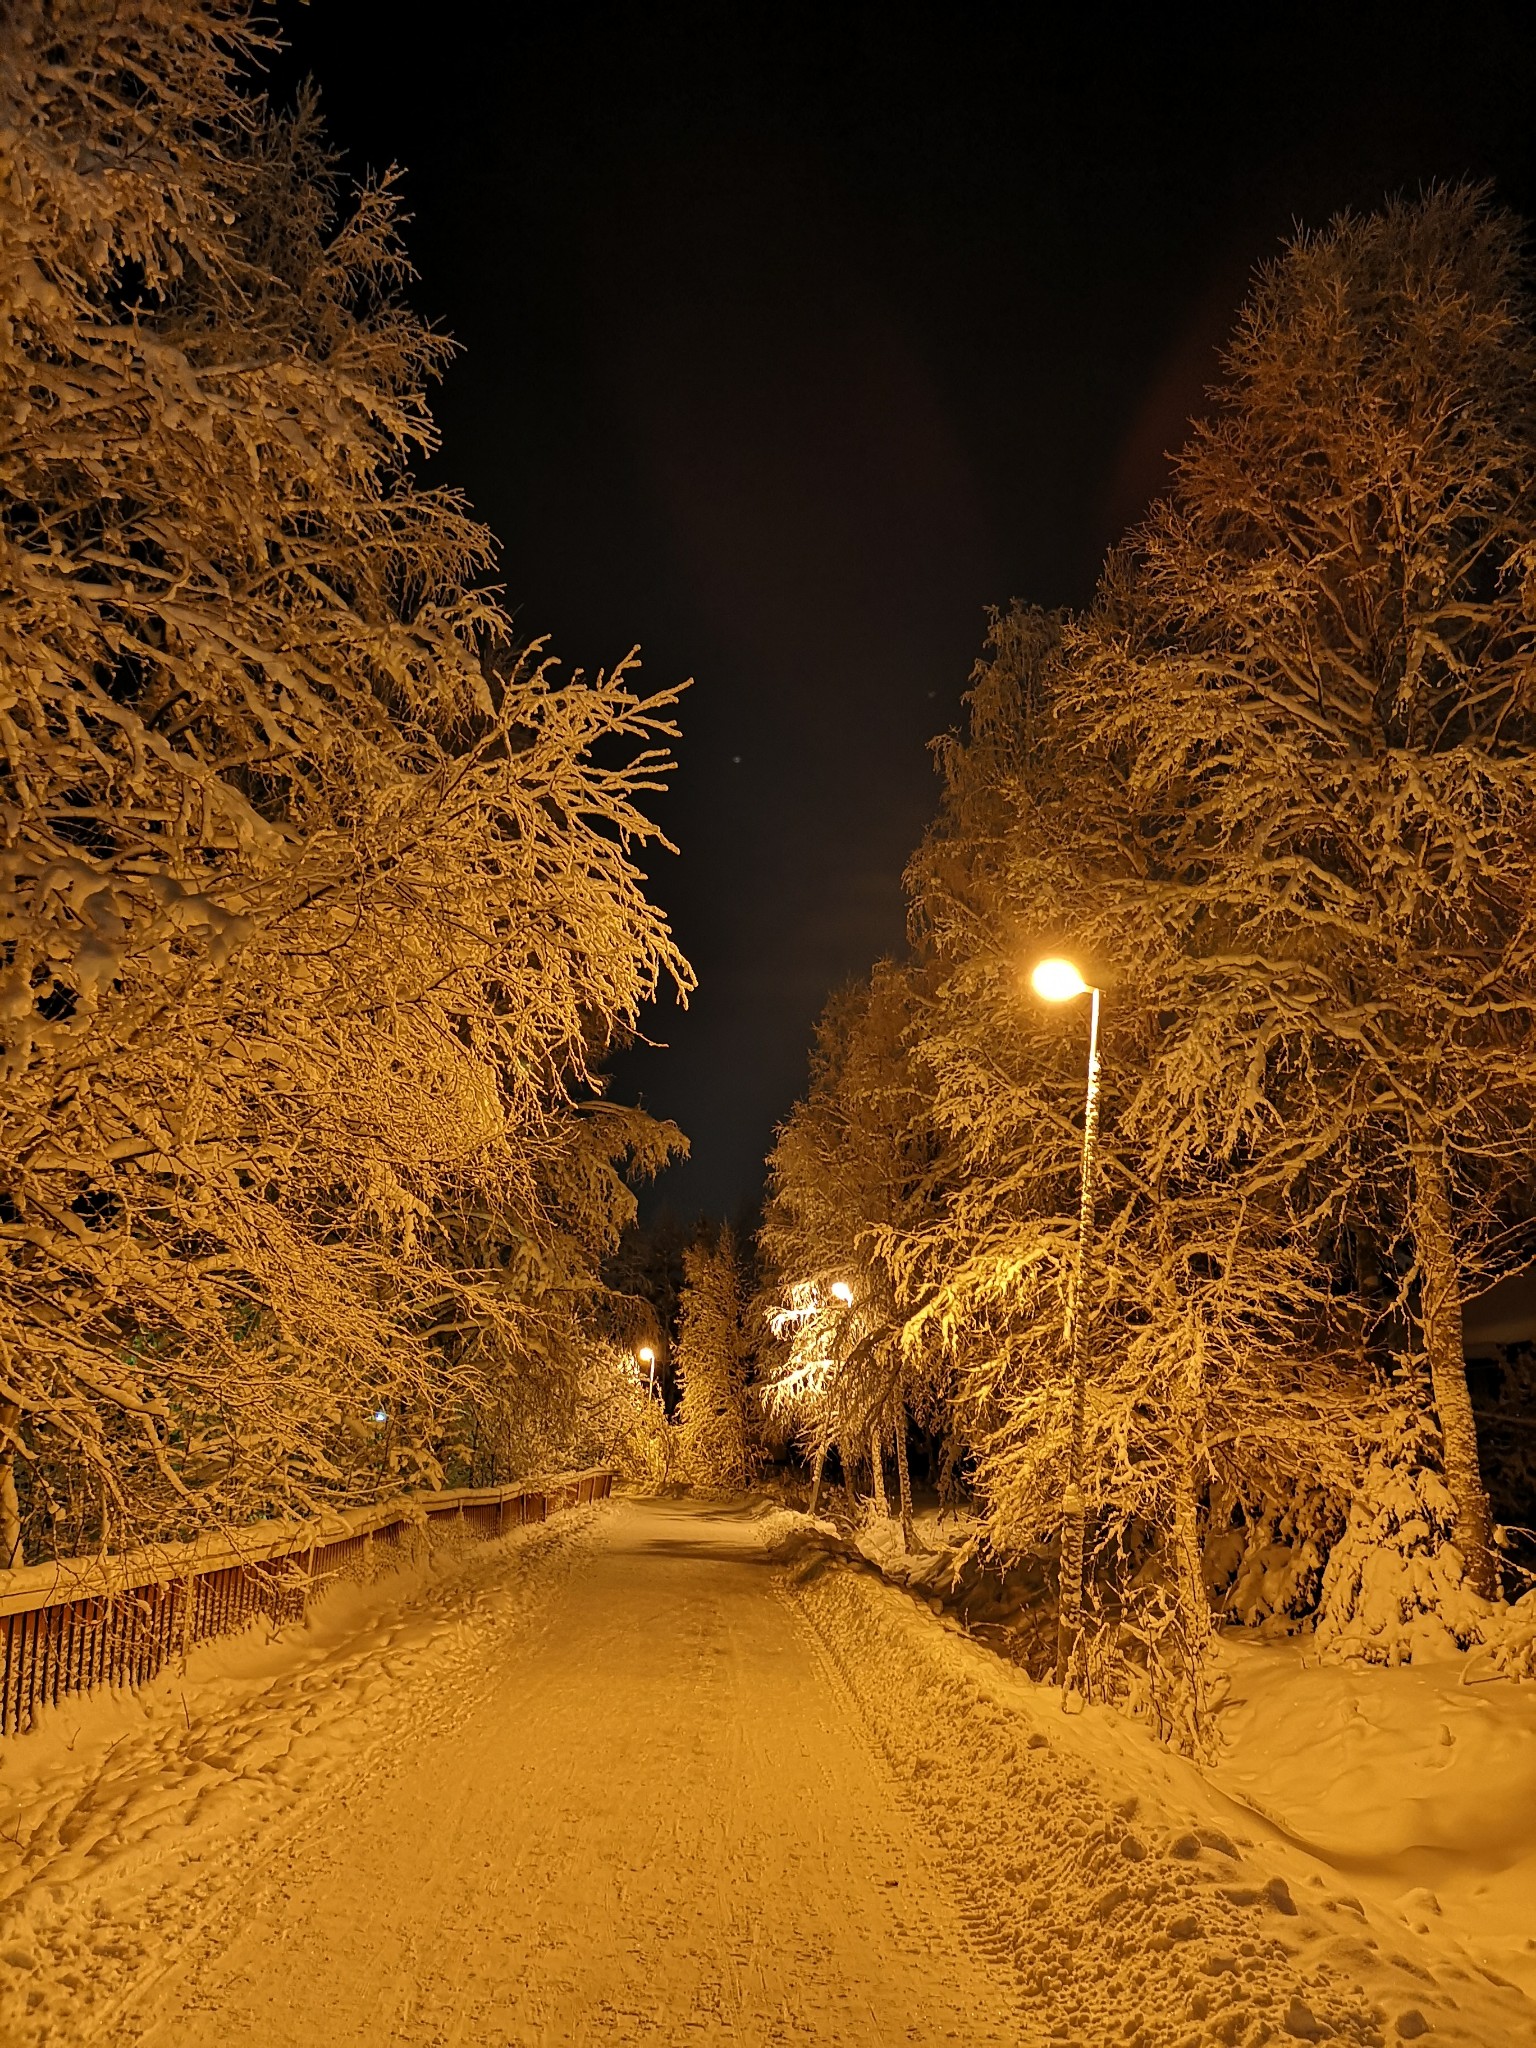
[130,1496,1024,2047]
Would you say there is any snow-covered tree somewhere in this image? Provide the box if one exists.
[902,605,1364,1720]
[0,0,691,1555]
[760,962,940,1542]
[674,1229,752,1491]
[1314,1405,1495,1664]
[1076,187,1536,1600]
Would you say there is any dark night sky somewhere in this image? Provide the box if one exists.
[274,2,1536,1224]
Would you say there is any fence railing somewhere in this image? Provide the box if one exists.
[0,1468,614,1738]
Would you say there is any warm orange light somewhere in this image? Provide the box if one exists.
[830,1280,854,1304]
[638,1345,655,1364]
[1030,956,1090,1003]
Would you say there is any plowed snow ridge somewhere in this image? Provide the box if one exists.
[0,1496,1530,2047]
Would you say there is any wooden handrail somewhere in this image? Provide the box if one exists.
[0,1470,615,1619]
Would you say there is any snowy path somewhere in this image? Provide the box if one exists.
[118,1497,1022,2046]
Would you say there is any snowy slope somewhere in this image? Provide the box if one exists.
[1211,1637,1536,2002]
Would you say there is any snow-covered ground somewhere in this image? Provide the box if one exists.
[0,1497,1021,2045]
[1211,1636,1536,2005]
[0,1494,1532,2046]
[785,1507,1536,2044]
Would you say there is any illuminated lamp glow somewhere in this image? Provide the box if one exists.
[1030,957,1091,1003]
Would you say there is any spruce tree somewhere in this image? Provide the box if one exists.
[675,1229,752,1490]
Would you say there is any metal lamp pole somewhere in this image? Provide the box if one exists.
[1030,958,1102,1694]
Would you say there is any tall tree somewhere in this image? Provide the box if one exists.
[0,1,690,1555]
[760,961,942,1544]
[902,605,1362,1730]
[674,1228,752,1490]
[1078,187,1536,1599]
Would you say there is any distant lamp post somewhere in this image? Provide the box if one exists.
[829,1280,854,1305]
[1031,955,1102,1695]
[638,1345,657,1398]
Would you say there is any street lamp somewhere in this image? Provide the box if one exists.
[801,1280,856,1516]
[638,1344,657,1398]
[1031,954,1102,1695]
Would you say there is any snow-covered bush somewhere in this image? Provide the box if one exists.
[1205,1485,1342,1633]
[1315,1413,1495,1665]
[1475,1589,1536,1681]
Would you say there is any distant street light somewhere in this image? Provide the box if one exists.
[638,1344,657,1398]
[1031,954,1102,1695]
[829,1280,854,1304]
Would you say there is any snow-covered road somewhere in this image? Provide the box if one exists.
[19,1497,1023,2046]
[4,1494,1534,2048]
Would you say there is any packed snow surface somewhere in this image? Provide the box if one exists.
[1,1495,1533,2046]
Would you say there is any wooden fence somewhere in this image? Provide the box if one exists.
[0,1469,614,1738]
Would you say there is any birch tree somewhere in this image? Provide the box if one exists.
[0,0,691,1555]
[903,605,1363,1727]
[760,962,940,1542]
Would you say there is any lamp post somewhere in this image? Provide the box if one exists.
[1030,955,1102,1694]
[805,1280,855,1516]
[638,1345,657,1399]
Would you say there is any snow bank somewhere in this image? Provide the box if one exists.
[1211,1635,1536,2002]
[782,1547,1536,2048]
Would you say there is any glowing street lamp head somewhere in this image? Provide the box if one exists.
[638,1345,656,1365]
[829,1279,854,1305]
[1031,956,1091,1004]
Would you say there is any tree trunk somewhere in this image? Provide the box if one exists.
[870,1425,890,1518]
[1411,1142,1498,1598]
[893,1400,915,1552]
[1167,1450,1210,1754]
[0,1401,23,1571]
[839,1441,859,1518]
[808,1439,828,1518]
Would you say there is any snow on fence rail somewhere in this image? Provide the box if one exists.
[0,1469,615,1737]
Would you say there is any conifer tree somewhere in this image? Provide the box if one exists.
[674,1229,752,1490]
